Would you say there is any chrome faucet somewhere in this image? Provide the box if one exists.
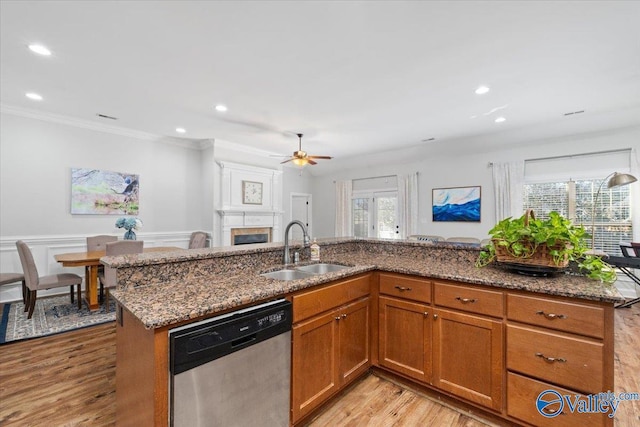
[283,220,310,265]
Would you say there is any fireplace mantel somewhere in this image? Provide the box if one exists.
[216,162,284,246]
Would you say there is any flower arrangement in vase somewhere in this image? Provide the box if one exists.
[115,217,143,240]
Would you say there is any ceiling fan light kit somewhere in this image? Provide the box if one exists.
[281,133,332,167]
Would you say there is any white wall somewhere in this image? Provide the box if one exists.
[0,112,205,237]
[311,125,640,240]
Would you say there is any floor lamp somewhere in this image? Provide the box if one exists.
[590,172,637,254]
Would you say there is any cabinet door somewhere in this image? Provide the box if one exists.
[378,296,431,383]
[432,308,503,411]
[291,310,338,422]
[338,297,370,386]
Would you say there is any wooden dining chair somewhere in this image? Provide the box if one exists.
[188,231,208,249]
[16,240,83,319]
[87,235,117,301]
[99,240,143,310]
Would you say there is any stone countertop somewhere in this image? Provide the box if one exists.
[111,244,623,330]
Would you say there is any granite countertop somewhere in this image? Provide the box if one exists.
[111,244,623,330]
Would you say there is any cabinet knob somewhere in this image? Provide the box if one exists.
[535,352,566,363]
[423,311,429,317]
[433,314,438,319]
[341,313,347,319]
[334,316,341,321]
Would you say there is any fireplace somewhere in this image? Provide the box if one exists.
[230,227,272,245]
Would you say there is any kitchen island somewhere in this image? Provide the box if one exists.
[106,238,622,426]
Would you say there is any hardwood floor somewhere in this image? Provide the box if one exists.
[0,322,116,426]
[0,305,638,426]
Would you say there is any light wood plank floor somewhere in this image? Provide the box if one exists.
[0,305,638,426]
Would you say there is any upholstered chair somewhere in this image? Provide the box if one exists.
[99,240,143,310]
[0,273,26,305]
[16,240,83,319]
[188,231,208,249]
[445,237,481,244]
[87,235,118,300]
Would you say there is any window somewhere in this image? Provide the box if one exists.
[524,179,632,256]
[352,191,399,239]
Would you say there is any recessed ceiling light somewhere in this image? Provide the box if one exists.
[176,127,186,134]
[495,116,506,123]
[28,44,51,56]
[475,86,490,95]
[25,92,43,101]
[215,104,228,112]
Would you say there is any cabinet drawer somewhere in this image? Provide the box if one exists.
[507,372,610,427]
[434,282,503,317]
[379,273,431,303]
[507,293,605,339]
[507,324,604,393]
[293,275,370,323]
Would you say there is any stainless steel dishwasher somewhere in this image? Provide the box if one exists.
[169,299,292,427]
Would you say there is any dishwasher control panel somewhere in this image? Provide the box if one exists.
[169,299,292,375]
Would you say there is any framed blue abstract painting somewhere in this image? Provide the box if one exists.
[432,186,481,222]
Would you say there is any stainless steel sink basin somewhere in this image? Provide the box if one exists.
[260,269,315,281]
[295,263,350,274]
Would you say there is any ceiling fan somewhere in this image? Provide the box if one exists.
[281,133,332,166]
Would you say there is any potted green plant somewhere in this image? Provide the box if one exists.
[476,210,617,284]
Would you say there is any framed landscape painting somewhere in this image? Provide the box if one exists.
[71,168,139,215]
[432,186,481,222]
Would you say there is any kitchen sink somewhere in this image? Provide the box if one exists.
[260,263,351,281]
[260,269,316,281]
[295,263,350,274]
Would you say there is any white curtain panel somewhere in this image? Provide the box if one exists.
[334,180,353,237]
[491,161,525,223]
[398,173,419,239]
[631,149,640,242]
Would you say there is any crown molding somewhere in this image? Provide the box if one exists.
[0,103,204,150]
[213,138,280,157]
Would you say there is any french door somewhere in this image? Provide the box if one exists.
[352,191,399,239]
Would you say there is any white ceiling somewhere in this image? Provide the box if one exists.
[2,1,639,167]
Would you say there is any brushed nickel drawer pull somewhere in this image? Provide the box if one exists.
[395,285,412,291]
[455,297,477,304]
[536,310,567,320]
[535,352,567,363]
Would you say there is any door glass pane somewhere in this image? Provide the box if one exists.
[376,196,398,239]
[352,198,369,238]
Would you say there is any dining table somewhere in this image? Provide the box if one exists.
[55,246,182,310]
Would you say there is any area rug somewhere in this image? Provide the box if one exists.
[0,295,115,344]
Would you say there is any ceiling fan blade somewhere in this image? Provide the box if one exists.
[281,158,294,164]
[307,159,317,165]
[307,155,332,160]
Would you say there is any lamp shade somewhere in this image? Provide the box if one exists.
[607,172,637,188]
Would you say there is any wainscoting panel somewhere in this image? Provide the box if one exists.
[0,232,194,304]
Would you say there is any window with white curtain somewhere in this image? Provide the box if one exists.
[523,150,634,256]
[352,191,399,239]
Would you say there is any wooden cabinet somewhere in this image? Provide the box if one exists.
[431,281,504,411]
[378,295,431,383]
[432,307,503,411]
[291,274,371,423]
[506,292,614,426]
